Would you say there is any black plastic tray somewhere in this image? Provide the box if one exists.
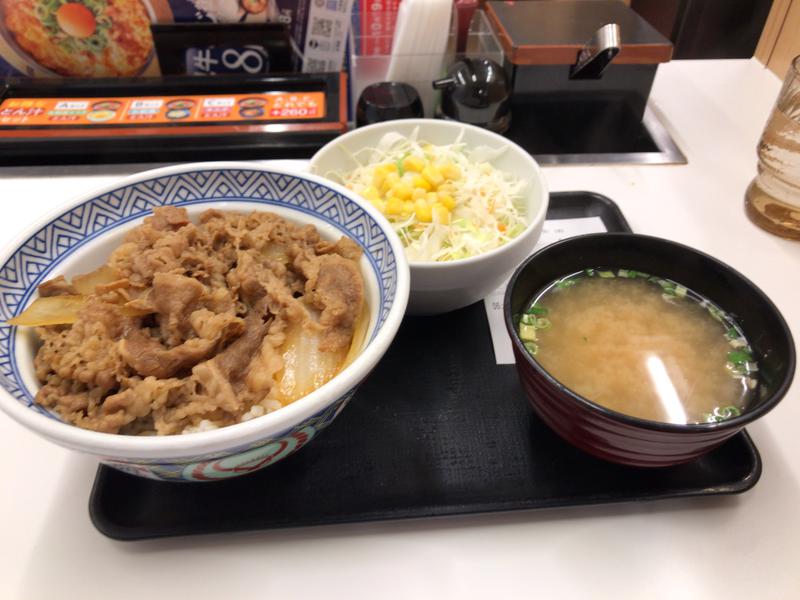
[89,192,761,540]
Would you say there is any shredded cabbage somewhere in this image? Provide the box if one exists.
[330,128,528,262]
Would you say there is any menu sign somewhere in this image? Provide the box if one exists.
[0,92,326,127]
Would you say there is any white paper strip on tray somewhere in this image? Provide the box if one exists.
[485,216,608,365]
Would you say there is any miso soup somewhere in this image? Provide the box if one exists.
[518,269,758,425]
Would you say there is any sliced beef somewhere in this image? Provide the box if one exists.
[304,254,365,351]
[151,273,206,345]
[33,208,365,436]
[145,206,190,231]
[119,309,244,379]
[214,313,268,384]
[120,333,218,379]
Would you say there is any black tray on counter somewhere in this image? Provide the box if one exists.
[89,192,761,540]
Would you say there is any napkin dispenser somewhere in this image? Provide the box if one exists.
[484,0,672,131]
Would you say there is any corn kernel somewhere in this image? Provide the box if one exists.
[425,191,439,204]
[439,193,456,210]
[403,155,425,172]
[441,162,461,180]
[415,204,432,222]
[386,198,403,215]
[411,175,432,192]
[422,165,444,187]
[372,171,385,189]
[372,199,386,213]
[391,183,412,200]
[381,172,400,194]
[385,162,398,173]
[402,201,414,214]
[412,188,427,200]
[432,203,450,224]
[363,186,380,201]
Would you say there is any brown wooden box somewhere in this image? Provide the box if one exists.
[485,0,672,124]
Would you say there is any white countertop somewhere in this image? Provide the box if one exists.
[1,59,798,600]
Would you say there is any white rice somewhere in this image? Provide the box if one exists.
[240,404,267,422]
[182,419,220,434]
[264,399,282,412]
[182,399,285,433]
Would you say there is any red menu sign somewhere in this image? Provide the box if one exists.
[0,92,326,127]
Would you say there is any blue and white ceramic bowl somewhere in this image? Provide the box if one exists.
[0,163,410,481]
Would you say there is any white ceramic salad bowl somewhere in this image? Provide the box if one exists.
[309,119,549,315]
[0,162,410,481]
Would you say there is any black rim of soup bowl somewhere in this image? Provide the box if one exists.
[503,232,796,434]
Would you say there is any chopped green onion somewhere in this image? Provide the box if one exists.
[726,327,739,339]
[526,305,548,316]
[717,406,741,419]
[520,314,537,326]
[656,279,675,290]
[727,350,753,365]
[523,341,538,355]
[728,364,748,377]
[617,269,631,278]
[519,324,537,342]
[535,317,551,329]
[703,405,742,423]
[675,285,687,298]
[597,270,615,278]
[556,279,576,289]
[584,268,595,276]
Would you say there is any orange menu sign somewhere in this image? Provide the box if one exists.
[0,92,326,126]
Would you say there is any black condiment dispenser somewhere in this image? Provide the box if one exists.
[356,82,424,127]
[483,0,673,155]
[433,58,511,133]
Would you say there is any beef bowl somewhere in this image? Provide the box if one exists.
[504,233,795,467]
[0,163,409,481]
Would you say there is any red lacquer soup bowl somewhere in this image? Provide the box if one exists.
[503,233,795,467]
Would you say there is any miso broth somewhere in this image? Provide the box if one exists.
[518,269,758,425]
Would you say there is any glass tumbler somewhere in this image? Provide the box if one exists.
[745,55,800,239]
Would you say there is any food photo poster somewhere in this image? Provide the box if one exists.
[0,0,355,77]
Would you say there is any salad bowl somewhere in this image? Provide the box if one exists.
[310,119,549,314]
